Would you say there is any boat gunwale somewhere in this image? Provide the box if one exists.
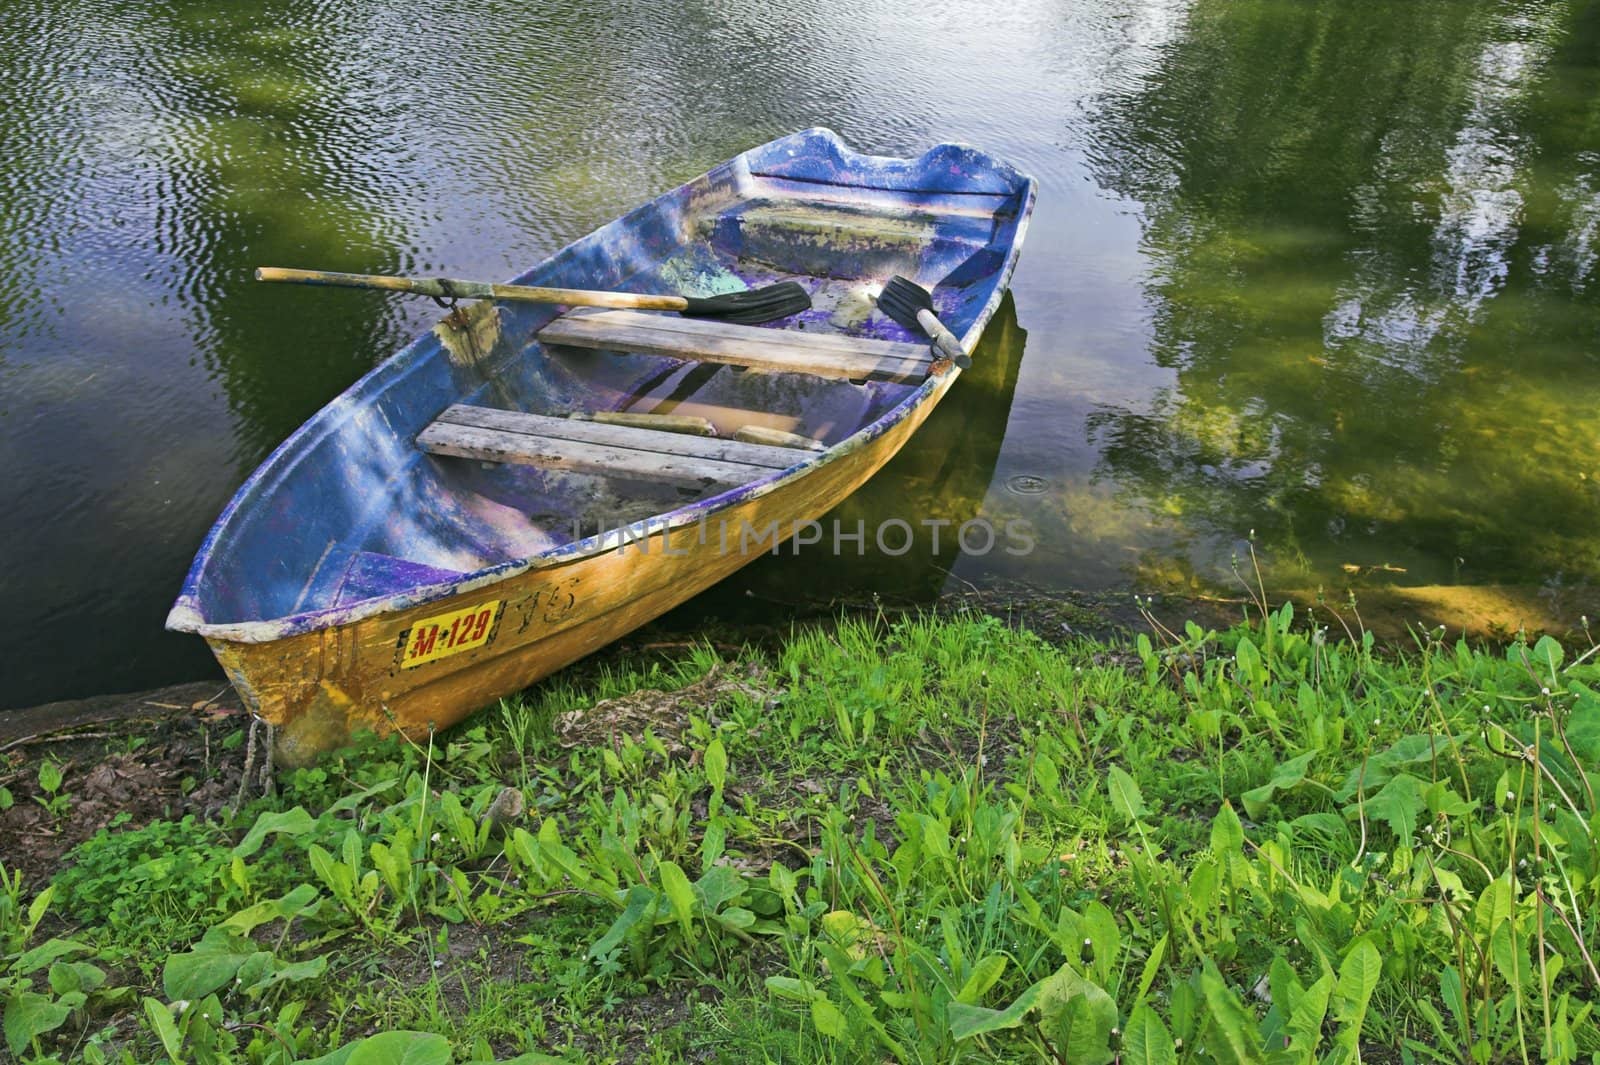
[168,130,1037,644]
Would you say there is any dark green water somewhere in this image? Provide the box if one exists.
[3,0,1598,707]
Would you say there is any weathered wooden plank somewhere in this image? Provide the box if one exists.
[555,306,936,360]
[418,421,771,489]
[733,425,827,451]
[582,411,717,436]
[431,405,802,469]
[537,308,934,383]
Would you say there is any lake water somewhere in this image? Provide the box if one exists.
[3,0,1598,708]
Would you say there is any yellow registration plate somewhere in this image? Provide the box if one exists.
[398,600,502,669]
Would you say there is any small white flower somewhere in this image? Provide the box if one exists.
[1506,791,1516,802]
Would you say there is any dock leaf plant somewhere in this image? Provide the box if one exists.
[9,601,1599,1062]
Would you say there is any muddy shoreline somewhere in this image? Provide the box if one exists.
[5,577,1592,747]
[1,580,1591,895]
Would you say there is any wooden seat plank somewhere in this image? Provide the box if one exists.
[417,405,804,489]
[537,307,934,383]
[432,406,801,467]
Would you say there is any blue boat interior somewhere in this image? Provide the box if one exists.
[173,129,1033,633]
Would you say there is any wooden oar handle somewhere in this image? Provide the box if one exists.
[915,308,972,369]
[254,267,689,313]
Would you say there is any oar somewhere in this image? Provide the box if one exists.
[255,267,812,325]
[876,275,972,370]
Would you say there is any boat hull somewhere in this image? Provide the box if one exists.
[173,128,1037,764]
[212,371,955,765]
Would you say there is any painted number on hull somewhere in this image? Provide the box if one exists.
[398,600,502,669]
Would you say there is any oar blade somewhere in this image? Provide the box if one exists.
[680,282,811,324]
[877,275,935,333]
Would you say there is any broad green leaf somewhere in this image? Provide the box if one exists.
[656,857,694,933]
[243,955,328,996]
[1335,940,1381,1034]
[231,806,315,858]
[1286,972,1332,1053]
[532,820,600,893]
[1236,636,1264,687]
[705,738,728,793]
[949,983,1043,1040]
[1241,751,1317,819]
[1084,900,1121,979]
[1133,934,1168,1007]
[47,960,106,996]
[1108,766,1148,825]
[1336,734,1454,800]
[4,991,72,1057]
[814,942,910,1058]
[956,954,1008,1004]
[1566,700,1600,762]
[1473,876,1515,939]
[163,927,263,1000]
[220,883,320,935]
[764,976,824,1002]
[37,760,62,794]
[1489,919,1529,993]
[141,997,183,1063]
[1422,780,1475,819]
[346,1030,452,1065]
[1036,965,1117,1065]
[821,910,868,949]
[692,864,745,912]
[15,937,90,975]
[1267,955,1303,1019]
[24,885,54,935]
[1197,964,1267,1065]
[1123,1004,1177,1065]
[1374,733,1452,767]
[1034,751,1060,795]
[700,818,726,873]
[341,827,363,878]
[810,997,848,1038]
[714,907,756,932]
[1211,801,1245,856]
[588,885,656,959]
[308,845,347,899]
[1351,773,1426,841]
[1530,635,1565,677]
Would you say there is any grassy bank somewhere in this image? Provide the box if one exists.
[3,605,1598,1064]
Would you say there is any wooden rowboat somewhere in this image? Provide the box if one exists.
[168,128,1036,765]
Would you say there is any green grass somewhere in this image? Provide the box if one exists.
[4,604,1599,1063]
